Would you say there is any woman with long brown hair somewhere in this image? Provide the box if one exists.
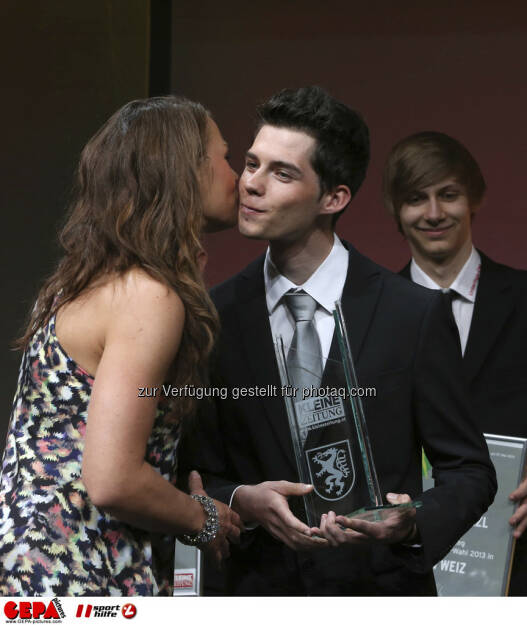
[0,96,242,595]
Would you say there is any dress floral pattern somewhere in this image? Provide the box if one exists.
[0,315,180,596]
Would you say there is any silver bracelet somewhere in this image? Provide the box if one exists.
[179,494,219,546]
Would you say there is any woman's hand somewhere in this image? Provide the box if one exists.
[188,470,244,566]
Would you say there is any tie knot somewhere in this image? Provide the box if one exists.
[284,291,317,322]
[446,289,460,304]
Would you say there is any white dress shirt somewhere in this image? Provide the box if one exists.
[410,247,482,355]
[229,235,349,511]
[264,233,349,362]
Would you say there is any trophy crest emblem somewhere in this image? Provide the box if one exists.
[306,440,355,501]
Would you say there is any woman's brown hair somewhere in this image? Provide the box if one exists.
[17,95,219,420]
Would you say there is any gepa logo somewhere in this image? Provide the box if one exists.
[4,600,62,620]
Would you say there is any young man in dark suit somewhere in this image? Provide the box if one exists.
[383,131,527,594]
[180,89,496,595]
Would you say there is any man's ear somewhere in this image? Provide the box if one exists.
[320,185,352,216]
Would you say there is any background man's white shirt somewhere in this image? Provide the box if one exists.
[410,246,481,355]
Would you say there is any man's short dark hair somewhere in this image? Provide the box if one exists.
[256,86,370,219]
[383,131,486,228]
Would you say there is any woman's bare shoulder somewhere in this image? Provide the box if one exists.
[108,268,185,325]
[56,268,185,376]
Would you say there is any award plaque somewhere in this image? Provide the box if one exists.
[173,540,203,596]
[274,301,421,526]
[424,434,527,596]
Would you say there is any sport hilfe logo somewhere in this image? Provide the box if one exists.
[75,604,118,618]
[4,600,62,620]
[75,603,136,619]
[121,604,136,619]
[76,604,94,617]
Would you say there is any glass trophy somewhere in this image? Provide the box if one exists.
[274,300,421,527]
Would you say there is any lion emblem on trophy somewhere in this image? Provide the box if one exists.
[313,447,350,495]
[306,440,355,501]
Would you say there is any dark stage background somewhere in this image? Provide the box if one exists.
[0,1,152,445]
[1,0,526,445]
[171,0,527,285]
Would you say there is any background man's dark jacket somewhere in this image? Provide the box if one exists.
[401,252,527,595]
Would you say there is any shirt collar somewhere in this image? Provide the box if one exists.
[264,233,349,314]
[410,246,481,302]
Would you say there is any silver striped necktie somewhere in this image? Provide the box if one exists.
[283,290,323,391]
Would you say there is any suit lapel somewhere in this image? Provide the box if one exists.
[326,244,383,372]
[234,256,296,467]
[463,253,516,382]
[399,262,412,281]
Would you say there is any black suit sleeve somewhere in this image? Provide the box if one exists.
[408,291,497,569]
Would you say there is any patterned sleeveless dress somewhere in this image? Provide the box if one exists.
[0,314,180,596]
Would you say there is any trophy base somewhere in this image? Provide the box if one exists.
[345,501,422,523]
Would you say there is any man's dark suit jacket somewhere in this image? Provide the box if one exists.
[400,252,527,595]
[180,244,496,596]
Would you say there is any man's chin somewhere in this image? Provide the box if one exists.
[237,229,266,240]
[420,244,456,263]
[237,219,266,240]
